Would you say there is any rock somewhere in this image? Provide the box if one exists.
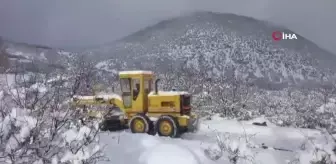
[252,121,267,126]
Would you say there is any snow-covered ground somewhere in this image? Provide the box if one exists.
[99,115,335,164]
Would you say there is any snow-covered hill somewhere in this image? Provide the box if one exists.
[0,38,71,73]
[90,11,336,89]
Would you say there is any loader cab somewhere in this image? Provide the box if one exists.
[119,71,153,113]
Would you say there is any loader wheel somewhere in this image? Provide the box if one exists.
[156,115,180,138]
[129,114,151,134]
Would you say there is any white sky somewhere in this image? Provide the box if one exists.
[0,0,335,53]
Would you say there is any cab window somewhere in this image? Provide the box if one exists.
[120,78,132,108]
[132,79,140,100]
[144,79,152,93]
[120,78,131,92]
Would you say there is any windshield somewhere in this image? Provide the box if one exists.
[120,78,131,92]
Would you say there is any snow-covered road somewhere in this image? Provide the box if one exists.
[99,116,332,164]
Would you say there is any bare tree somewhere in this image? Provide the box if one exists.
[204,132,256,164]
[0,56,107,164]
[210,68,256,120]
[64,54,98,97]
[317,82,336,104]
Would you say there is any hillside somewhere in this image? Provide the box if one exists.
[90,11,336,89]
[0,37,68,73]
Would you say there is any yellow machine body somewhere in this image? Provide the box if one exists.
[72,70,198,135]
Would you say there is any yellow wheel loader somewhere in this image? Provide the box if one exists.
[71,70,199,138]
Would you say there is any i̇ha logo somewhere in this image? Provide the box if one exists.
[272,31,298,41]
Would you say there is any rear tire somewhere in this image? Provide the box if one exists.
[156,115,180,138]
[129,113,151,134]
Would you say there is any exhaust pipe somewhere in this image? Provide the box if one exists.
[155,79,161,94]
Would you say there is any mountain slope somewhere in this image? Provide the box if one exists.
[90,11,336,89]
[0,37,69,73]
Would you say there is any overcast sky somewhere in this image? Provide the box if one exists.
[0,0,335,53]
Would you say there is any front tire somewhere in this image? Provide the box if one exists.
[156,115,180,138]
[129,113,151,134]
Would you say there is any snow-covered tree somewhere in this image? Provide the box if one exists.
[0,59,106,164]
[204,132,256,164]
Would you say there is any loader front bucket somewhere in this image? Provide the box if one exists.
[187,113,200,132]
